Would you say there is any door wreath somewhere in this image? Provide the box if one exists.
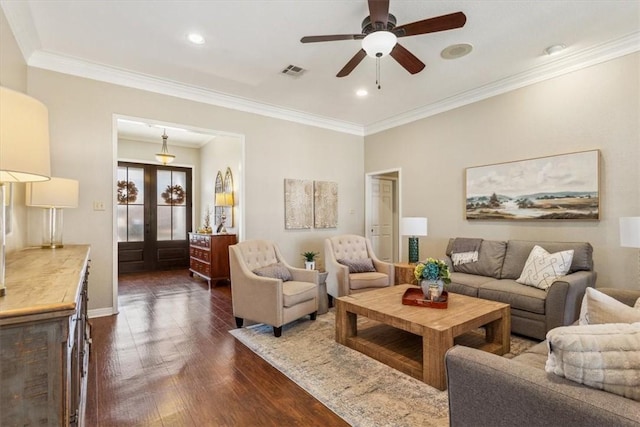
[117,180,139,204]
[161,184,186,205]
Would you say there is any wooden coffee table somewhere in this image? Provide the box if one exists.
[335,284,510,390]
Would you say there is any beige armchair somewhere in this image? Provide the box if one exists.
[324,234,394,305]
[229,240,319,337]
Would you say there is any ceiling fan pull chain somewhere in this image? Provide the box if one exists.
[376,57,381,90]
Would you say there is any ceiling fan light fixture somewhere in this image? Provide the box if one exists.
[362,31,397,58]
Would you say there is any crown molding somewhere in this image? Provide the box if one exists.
[0,0,40,61]
[364,31,640,136]
[26,50,365,136]
[5,0,637,138]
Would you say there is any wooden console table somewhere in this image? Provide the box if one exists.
[189,232,237,288]
[0,245,91,426]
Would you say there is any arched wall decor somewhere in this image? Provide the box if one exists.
[214,170,224,231]
[223,167,234,228]
[214,167,234,233]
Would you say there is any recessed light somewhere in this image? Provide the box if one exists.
[188,33,205,45]
[440,43,473,60]
[544,44,566,56]
[356,89,368,97]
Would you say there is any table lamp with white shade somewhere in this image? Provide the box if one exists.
[0,86,52,296]
[620,217,640,249]
[402,217,428,264]
[620,217,640,287]
[26,177,79,249]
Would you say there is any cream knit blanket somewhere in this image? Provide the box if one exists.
[545,323,640,401]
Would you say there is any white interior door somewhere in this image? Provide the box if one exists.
[370,178,393,262]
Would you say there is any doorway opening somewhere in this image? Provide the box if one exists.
[365,169,401,263]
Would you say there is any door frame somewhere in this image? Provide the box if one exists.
[111,114,246,316]
[365,168,402,263]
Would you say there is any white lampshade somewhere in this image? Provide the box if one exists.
[620,217,640,248]
[26,177,79,208]
[402,217,428,237]
[362,31,397,58]
[0,86,51,182]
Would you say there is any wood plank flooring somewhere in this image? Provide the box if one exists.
[85,270,348,426]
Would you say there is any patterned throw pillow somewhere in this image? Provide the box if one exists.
[516,245,574,290]
[337,258,376,273]
[253,263,293,282]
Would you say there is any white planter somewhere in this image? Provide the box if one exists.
[305,261,316,270]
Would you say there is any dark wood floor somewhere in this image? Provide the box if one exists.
[85,270,348,426]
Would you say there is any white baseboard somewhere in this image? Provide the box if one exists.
[88,307,117,318]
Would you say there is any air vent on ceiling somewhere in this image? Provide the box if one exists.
[281,64,306,78]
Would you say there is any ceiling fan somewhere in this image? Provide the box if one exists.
[300,0,467,78]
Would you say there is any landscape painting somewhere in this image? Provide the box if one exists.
[465,150,599,220]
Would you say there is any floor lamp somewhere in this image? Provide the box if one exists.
[26,177,79,248]
[0,86,52,296]
[402,217,428,264]
[620,217,640,287]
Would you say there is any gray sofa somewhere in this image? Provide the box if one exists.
[445,288,640,427]
[445,239,596,340]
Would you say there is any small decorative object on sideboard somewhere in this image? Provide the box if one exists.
[197,207,213,234]
[302,251,319,270]
[414,257,451,299]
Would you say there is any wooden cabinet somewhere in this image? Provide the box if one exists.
[0,245,91,426]
[189,233,237,288]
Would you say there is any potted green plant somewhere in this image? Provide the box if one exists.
[301,251,319,270]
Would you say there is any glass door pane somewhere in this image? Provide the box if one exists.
[117,166,145,242]
[157,169,187,241]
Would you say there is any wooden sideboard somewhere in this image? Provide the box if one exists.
[189,233,237,288]
[0,245,91,426]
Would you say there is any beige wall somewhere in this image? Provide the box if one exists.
[365,53,640,289]
[199,135,243,237]
[26,68,364,314]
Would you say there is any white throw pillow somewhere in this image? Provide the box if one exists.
[545,323,640,401]
[516,245,574,290]
[579,287,640,325]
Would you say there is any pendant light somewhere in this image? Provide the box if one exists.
[155,129,175,165]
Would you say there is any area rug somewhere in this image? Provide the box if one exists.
[229,310,538,427]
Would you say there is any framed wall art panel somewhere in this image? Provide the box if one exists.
[465,150,599,220]
[284,179,313,229]
[314,180,338,228]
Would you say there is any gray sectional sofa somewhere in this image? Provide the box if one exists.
[445,288,640,426]
[445,239,596,340]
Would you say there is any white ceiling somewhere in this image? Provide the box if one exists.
[2,0,639,139]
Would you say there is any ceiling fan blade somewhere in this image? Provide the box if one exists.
[301,34,364,43]
[337,49,367,77]
[368,0,390,28]
[390,43,425,74]
[394,11,466,37]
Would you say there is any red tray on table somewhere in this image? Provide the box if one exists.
[402,288,448,309]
